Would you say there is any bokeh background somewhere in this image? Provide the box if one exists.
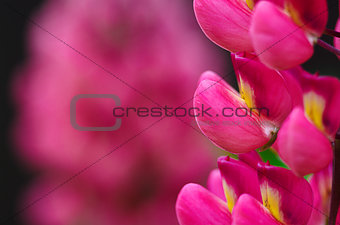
[1,0,339,225]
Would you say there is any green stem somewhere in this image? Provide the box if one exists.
[329,129,340,225]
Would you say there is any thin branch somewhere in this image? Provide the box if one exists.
[324,28,340,38]
[317,39,340,56]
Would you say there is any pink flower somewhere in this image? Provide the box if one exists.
[195,54,340,176]
[194,0,328,70]
[307,164,332,225]
[335,19,340,57]
[194,53,301,153]
[193,0,285,53]
[276,68,340,176]
[193,0,253,53]
[250,0,328,70]
[306,163,340,225]
[176,153,314,225]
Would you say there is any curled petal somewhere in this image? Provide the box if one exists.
[232,194,281,225]
[307,164,332,225]
[250,1,314,70]
[277,108,333,176]
[207,169,226,201]
[285,0,328,36]
[194,79,270,153]
[176,183,231,225]
[218,156,262,212]
[335,19,340,58]
[294,68,340,137]
[238,150,262,169]
[232,53,302,126]
[198,70,228,88]
[194,0,253,52]
[280,68,305,107]
[292,63,340,139]
[258,163,314,225]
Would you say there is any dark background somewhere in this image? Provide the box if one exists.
[1,1,44,225]
[1,0,339,224]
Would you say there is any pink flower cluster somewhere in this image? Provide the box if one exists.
[177,152,337,225]
[335,2,340,54]
[12,0,226,224]
[176,0,340,224]
[194,0,330,70]
[194,58,340,176]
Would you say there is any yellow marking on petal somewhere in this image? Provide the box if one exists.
[246,0,254,10]
[261,183,284,223]
[285,2,318,44]
[239,77,255,109]
[222,179,237,213]
[303,92,326,132]
[285,2,303,27]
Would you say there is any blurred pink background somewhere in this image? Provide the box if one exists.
[10,0,228,224]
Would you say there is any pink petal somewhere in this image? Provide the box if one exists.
[207,169,226,201]
[232,194,281,225]
[194,79,270,153]
[238,150,262,169]
[257,163,314,225]
[194,0,253,52]
[293,65,340,139]
[276,108,333,176]
[335,19,340,58]
[176,183,231,225]
[285,0,328,36]
[218,156,262,212]
[307,164,332,225]
[198,70,228,88]
[232,53,302,126]
[250,1,314,70]
[280,68,305,107]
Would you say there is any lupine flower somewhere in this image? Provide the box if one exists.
[276,68,340,176]
[335,0,340,54]
[13,0,225,224]
[307,164,332,225]
[335,19,340,56]
[250,0,328,70]
[306,163,340,225]
[193,0,285,53]
[193,0,254,53]
[176,153,314,225]
[194,0,328,70]
[194,53,301,153]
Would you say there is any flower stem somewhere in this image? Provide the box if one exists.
[329,129,340,225]
[317,39,340,56]
[324,29,340,38]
